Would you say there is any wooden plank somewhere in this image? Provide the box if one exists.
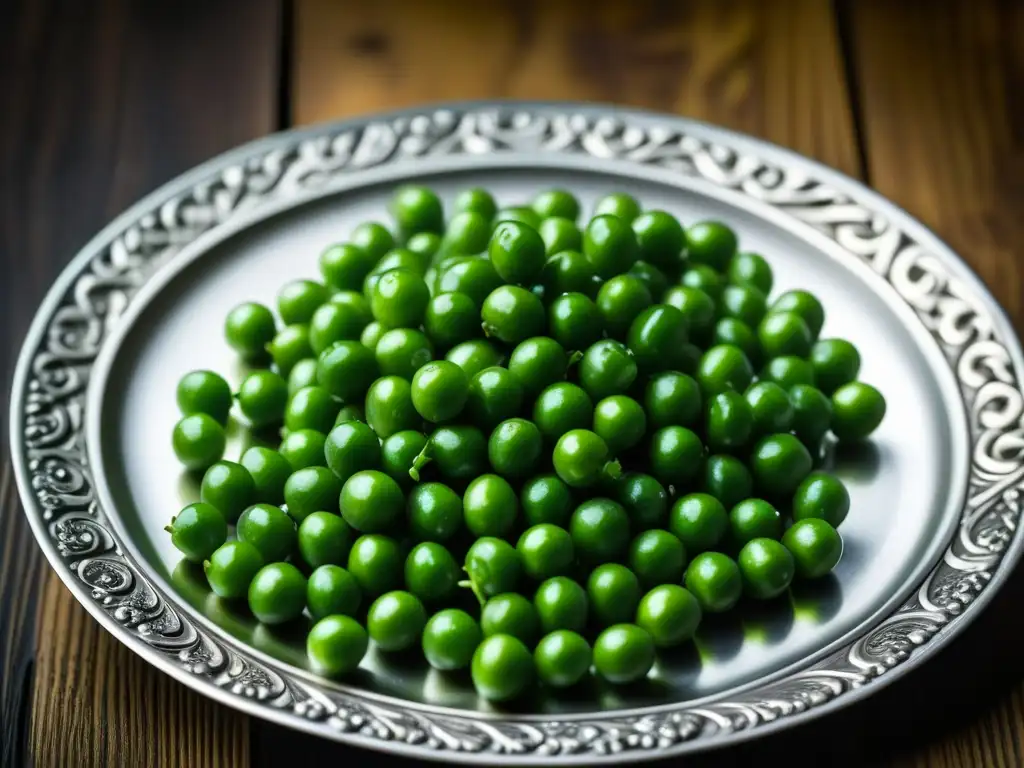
[0,0,281,765]
[292,0,859,175]
[845,1,1024,767]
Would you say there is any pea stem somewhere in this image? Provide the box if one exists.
[458,573,486,606]
[408,444,432,482]
[601,459,623,482]
[566,350,583,370]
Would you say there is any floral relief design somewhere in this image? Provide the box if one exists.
[12,107,1024,760]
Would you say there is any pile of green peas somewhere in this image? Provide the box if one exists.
[167,185,886,702]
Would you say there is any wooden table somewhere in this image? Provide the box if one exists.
[2,1,1022,765]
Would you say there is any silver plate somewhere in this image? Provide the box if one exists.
[11,102,1024,763]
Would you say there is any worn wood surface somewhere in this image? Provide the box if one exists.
[3,0,1023,765]
[0,0,280,765]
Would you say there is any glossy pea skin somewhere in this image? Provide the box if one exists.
[758,311,813,360]
[684,552,742,613]
[237,503,295,563]
[284,466,342,523]
[534,630,592,688]
[288,358,320,397]
[632,210,685,274]
[390,185,444,237]
[495,206,542,229]
[340,470,404,533]
[204,540,264,600]
[831,382,886,442]
[508,337,568,398]
[584,214,639,278]
[681,265,725,302]
[427,425,488,481]
[533,188,581,221]
[488,419,543,480]
[539,217,582,256]
[663,285,716,347]
[727,251,774,295]
[309,295,373,354]
[614,473,669,530]
[670,493,729,555]
[636,584,702,648]
[720,284,768,328]
[172,414,226,472]
[626,304,689,375]
[347,534,403,597]
[540,250,599,299]
[374,328,434,380]
[360,321,386,352]
[644,372,702,430]
[810,339,861,394]
[783,519,843,579]
[437,258,503,308]
[750,434,813,498]
[167,502,227,563]
[593,192,641,223]
[317,341,378,402]
[407,481,462,542]
[481,285,545,345]
[481,593,540,644]
[521,474,575,528]
[200,461,255,523]
[593,624,655,684]
[596,275,653,338]
[629,529,687,589]
[325,420,381,483]
[279,428,328,471]
[569,498,630,564]
[593,395,647,454]
[649,426,703,489]
[706,391,754,454]
[793,472,851,528]
[712,318,760,366]
[248,562,307,625]
[176,370,232,424]
[307,615,368,677]
[587,564,641,627]
[454,187,498,221]
[686,221,738,272]
[278,279,329,326]
[367,590,428,652]
[745,381,795,438]
[298,511,355,569]
[268,324,313,377]
[628,260,670,301]
[701,455,753,510]
[761,356,816,391]
[422,609,482,671]
[334,403,364,425]
[697,344,754,396]
[225,302,277,362]
[442,211,491,256]
[424,292,479,349]
[738,538,795,599]
[466,367,524,430]
[533,382,594,444]
[729,499,783,548]
[789,384,833,453]
[371,269,430,329]
[364,376,418,439]
[240,447,293,505]
[517,524,574,581]
[445,339,505,379]
[465,537,522,598]
[381,430,428,489]
[411,361,469,423]
[471,634,535,702]
[488,221,546,285]
[464,474,519,538]
[306,564,362,619]
[553,429,615,489]
[534,576,588,634]
[320,243,378,292]
[579,339,637,401]
[284,385,338,434]
[404,542,460,603]
[548,292,604,352]
[351,221,396,261]
[771,290,825,340]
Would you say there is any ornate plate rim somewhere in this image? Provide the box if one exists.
[11,100,1024,763]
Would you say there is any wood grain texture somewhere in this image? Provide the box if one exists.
[293,0,859,175]
[0,0,281,765]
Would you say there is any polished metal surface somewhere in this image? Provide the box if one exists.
[11,103,1024,762]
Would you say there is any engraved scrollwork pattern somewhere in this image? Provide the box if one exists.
[13,107,1024,760]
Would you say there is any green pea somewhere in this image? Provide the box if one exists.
[481,285,545,345]
[587,563,641,627]
[644,371,702,429]
[649,426,703,489]
[681,265,725,302]
[365,376,418,439]
[809,339,861,394]
[534,630,592,688]
[340,470,404,533]
[700,455,753,510]
[758,311,813,359]
[592,623,655,684]
[495,206,542,229]
[584,214,638,278]
[593,395,647,454]
[248,562,306,625]
[628,260,670,301]
[533,188,581,221]
[367,590,427,652]
[548,292,604,352]
[481,593,540,644]
[424,292,479,349]
[278,279,329,325]
[437,258,503,308]
[166,502,227,563]
[770,290,825,339]
[442,211,491,256]
[465,537,522,598]
[729,499,782,548]
[539,217,582,256]
[596,275,652,338]
[517,524,574,581]
[298,511,355,569]
[706,391,753,454]
[793,472,851,528]
[320,243,378,293]
[381,430,428,489]
[309,294,373,354]
[371,269,430,329]
[534,576,588,634]
[686,221,738,272]
[445,339,505,379]
[697,344,754,396]
[325,420,381,483]
[761,356,816,390]
[727,251,773,295]
[626,304,689,375]
[374,328,434,380]
[614,473,669,530]
[783,519,843,579]
[831,382,886,442]
[176,370,232,425]
[508,337,568,397]
[453,188,497,221]
[350,221,395,261]
[347,534,403,597]
[569,498,630,564]
[471,634,535,702]
[466,367,524,430]
[464,474,519,537]
[749,434,813,497]
[670,493,728,555]
[632,210,685,274]
[521,474,575,528]
[307,614,368,677]
[593,192,641,223]
[172,414,226,472]
[390,185,443,237]
[629,529,687,589]
[237,503,295,562]
[789,384,833,453]
[360,320,386,352]
[225,302,277,363]
[240,447,292,505]
[554,429,617,489]
[268,324,313,377]
[411,360,469,423]
[200,461,255,523]
[540,250,599,299]
[287,358,320,397]
[422,608,482,671]
[285,385,338,434]
[488,419,543,479]
[317,340,378,402]
[306,564,361,619]
[663,285,716,346]
[712,318,760,366]
[407,481,462,542]
[404,542,460,603]
[284,466,342,523]
[279,428,328,471]
[489,221,546,285]
[745,381,795,438]
[636,584,702,648]
[204,540,263,600]
[426,425,488,481]
[579,339,637,401]
[684,552,742,613]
